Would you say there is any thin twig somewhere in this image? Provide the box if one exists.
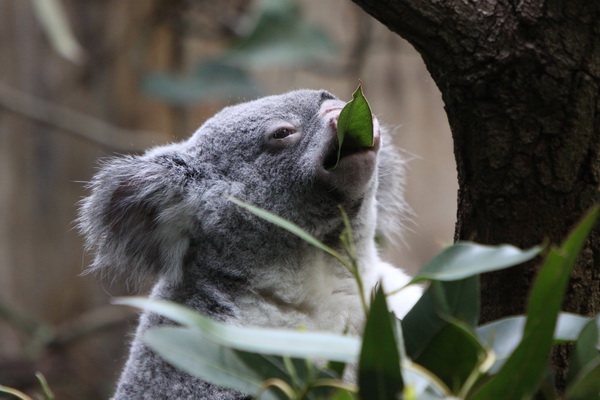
[339,207,369,316]
[49,305,136,347]
[0,82,166,152]
[0,299,135,351]
[0,300,52,340]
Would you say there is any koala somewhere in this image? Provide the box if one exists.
[79,89,422,399]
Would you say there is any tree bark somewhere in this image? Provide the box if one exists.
[351,0,600,384]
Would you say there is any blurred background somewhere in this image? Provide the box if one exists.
[0,0,456,398]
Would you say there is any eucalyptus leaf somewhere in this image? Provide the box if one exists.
[329,83,374,169]
[442,278,481,326]
[565,358,600,400]
[116,297,360,363]
[142,62,260,106]
[222,0,334,68]
[411,242,541,284]
[227,196,346,264]
[429,330,487,394]
[358,285,403,399]
[404,387,446,400]
[143,326,282,399]
[30,0,84,63]
[327,390,357,400]
[567,315,600,385]
[402,277,479,362]
[326,360,347,379]
[477,313,592,374]
[337,83,374,148]
[0,385,34,400]
[470,207,599,400]
[402,240,540,360]
[412,320,486,394]
[401,363,451,400]
[393,316,408,361]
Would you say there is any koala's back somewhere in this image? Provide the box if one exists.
[79,89,421,399]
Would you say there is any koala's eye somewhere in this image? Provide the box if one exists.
[265,123,300,149]
[271,127,296,140]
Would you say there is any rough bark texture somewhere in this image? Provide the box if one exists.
[351,0,600,385]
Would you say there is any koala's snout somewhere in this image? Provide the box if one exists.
[320,99,346,131]
[317,98,381,192]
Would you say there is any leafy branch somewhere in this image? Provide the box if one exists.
[115,206,600,399]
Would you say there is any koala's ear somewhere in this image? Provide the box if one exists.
[78,148,198,286]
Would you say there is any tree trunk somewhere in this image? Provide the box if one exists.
[351,0,600,384]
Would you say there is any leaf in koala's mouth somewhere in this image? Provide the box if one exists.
[329,82,374,170]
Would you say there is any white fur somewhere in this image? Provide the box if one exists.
[233,239,421,335]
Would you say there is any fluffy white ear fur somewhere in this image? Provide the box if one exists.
[78,148,198,287]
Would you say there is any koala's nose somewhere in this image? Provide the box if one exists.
[319,99,347,130]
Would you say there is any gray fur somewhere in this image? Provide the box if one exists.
[79,90,419,399]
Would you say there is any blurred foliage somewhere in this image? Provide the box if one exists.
[0,373,54,400]
[221,0,335,68]
[142,61,260,105]
[29,0,84,63]
[143,0,336,105]
[21,1,600,399]
[30,0,337,106]
[116,205,600,399]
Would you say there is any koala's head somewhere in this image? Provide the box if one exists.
[79,90,407,285]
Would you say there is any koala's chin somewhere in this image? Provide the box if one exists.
[79,89,422,400]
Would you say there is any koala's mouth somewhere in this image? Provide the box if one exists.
[317,99,381,189]
[323,143,375,170]
[322,125,381,171]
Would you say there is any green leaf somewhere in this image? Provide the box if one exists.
[402,277,479,362]
[411,242,541,284]
[477,313,592,373]
[441,278,481,326]
[0,385,34,400]
[337,83,374,148]
[565,323,600,400]
[401,364,451,400]
[393,319,450,398]
[413,320,486,394]
[116,297,359,363]
[402,241,540,361]
[358,285,403,399]
[393,316,408,361]
[227,196,347,264]
[330,83,374,169]
[35,373,54,400]
[470,207,599,400]
[553,313,596,344]
[222,0,335,68]
[567,316,600,381]
[142,61,260,106]
[143,326,282,399]
[565,358,600,400]
[30,0,84,63]
[326,361,347,379]
[327,390,357,400]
